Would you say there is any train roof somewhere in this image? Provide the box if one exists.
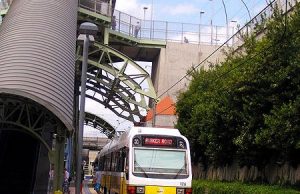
[99,127,183,156]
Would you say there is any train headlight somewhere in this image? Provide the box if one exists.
[136,186,145,193]
[178,140,185,148]
[133,137,141,145]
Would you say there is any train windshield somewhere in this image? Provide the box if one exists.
[134,148,187,174]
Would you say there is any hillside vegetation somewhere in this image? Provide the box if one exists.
[176,2,300,168]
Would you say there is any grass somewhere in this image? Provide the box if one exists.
[192,179,300,194]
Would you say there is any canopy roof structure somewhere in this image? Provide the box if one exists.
[77,43,158,124]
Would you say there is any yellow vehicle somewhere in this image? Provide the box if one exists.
[94,127,192,194]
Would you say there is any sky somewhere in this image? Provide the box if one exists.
[115,0,269,27]
[84,0,270,137]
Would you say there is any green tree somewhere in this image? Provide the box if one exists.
[176,2,300,167]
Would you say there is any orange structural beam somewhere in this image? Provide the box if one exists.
[144,96,176,121]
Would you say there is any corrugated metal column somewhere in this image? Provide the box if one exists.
[0,0,78,192]
[0,0,78,131]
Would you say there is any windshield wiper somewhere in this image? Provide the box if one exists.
[134,156,148,178]
[174,165,186,179]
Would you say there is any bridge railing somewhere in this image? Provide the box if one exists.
[229,0,297,49]
[78,0,231,45]
[78,0,298,46]
[79,0,111,17]
[113,9,233,45]
[83,136,109,148]
[0,2,8,10]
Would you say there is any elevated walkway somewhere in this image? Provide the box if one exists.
[77,0,165,62]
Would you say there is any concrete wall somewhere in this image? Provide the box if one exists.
[193,162,300,185]
[151,42,226,127]
[153,42,225,100]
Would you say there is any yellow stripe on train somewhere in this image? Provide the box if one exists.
[145,186,176,194]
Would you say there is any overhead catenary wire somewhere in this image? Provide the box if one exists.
[154,0,289,117]
[157,0,277,99]
[228,0,265,25]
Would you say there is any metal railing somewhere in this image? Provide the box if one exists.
[2,0,295,46]
[83,136,109,148]
[229,0,298,49]
[0,0,10,25]
[78,0,233,45]
[78,0,298,46]
[0,0,9,10]
[79,0,111,17]
[113,9,235,45]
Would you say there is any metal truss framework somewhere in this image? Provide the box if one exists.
[84,112,115,138]
[0,94,65,155]
[77,43,157,124]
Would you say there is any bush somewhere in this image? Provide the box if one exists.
[192,180,300,194]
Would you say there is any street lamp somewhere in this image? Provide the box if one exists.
[200,11,205,24]
[143,6,148,36]
[199,11,205,43]
[221,0,228,41]
[143,7,148,21]
[150,0,154,39]
[230,20,238,45]
[209,0,213,44]
[76,22,98,194]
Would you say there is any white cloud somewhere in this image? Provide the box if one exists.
[115,0,151,20]
[163,4,200,16]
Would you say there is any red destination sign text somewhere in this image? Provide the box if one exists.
[144,137,173,146]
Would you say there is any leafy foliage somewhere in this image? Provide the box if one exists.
[192,180,300,194]
[176,2,300,167]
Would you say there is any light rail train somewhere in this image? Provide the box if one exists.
[94,127,192,194]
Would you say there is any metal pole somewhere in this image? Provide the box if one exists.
[76,34,89,194]
[209,0,213,45]
[199,11,204,44]
[118,11,121,33]
[143,7,148,38]
[221,0,228,41]
[240,0,251,20]
[150,0,153,39]
[129,16,132,35]
[165,21,168,41]
[143,7,147,21]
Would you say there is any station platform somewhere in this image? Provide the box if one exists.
[60,180,99,194]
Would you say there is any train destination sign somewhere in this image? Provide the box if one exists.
[143,137,173,146]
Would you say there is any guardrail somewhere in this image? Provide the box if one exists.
[112,9,235,45]
[0,1,9,25]
[79,0,111,17]
[229,0,297,48]
[78,0,233,45]
[2,0,295,46]
[78,0,297,46]
[0,1,9,10]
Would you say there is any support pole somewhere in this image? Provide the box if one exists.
[53,134,65,192]
[76,34,89,194]
[104,27,109,45]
